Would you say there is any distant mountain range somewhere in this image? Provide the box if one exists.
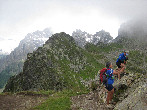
[0,28,53,88]
[72,29,113,47]
[0,49,9,56]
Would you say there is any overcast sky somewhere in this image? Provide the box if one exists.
[0,0,147,53]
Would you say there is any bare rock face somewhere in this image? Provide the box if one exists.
[114,84,147,110]
[113,72,147,109]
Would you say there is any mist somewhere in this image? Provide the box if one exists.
[0,0,147,52]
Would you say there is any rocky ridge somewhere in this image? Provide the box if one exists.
[4,32,103,92]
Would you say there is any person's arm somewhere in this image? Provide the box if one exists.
[120,66,125,72]
[113,70,120,79]
[113,70,119,75]
[113,67,125,79]
[113,66,125,74]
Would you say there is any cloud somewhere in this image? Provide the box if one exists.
[0,0,147,52]
[1,0,147,23]
[95,0,147,21]
[0,37,5,41]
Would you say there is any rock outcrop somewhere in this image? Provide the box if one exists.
[96,71,147,110]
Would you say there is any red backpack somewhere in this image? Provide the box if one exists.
[99,68,107,84]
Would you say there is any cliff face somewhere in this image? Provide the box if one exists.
[114,76,147,110]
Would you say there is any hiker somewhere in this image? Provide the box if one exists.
[116,51,128,79]
[105,62,125,107]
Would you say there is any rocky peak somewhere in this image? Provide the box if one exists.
[72,29,92,48]
[72,29,113,47]
[21,28,53,45]
[46,32,74,44]
[92,30,113,44]
[13,28,53,57]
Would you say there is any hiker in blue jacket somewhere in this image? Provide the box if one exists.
[116,51,128,78]
[105,62,125,107]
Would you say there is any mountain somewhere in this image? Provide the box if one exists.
[0,49,9,56]
[92,29,113,44]
[0,54,7,60]
[72,29,92,48]
[113,18,147,51]
[118,19,147,40]
[72,29,113,48]
[2,30,147,109]
[0,28,53,88]
[4,32,104,92]
[0,28,112,89]
[116,19,147,45]
[83,36,147,109]
[2,21,147,109]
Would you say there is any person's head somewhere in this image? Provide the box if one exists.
[124,52,127,56]
[124,50,128,56]
[106,62,112,68]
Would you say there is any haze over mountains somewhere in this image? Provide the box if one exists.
[118,19,147,41]
[0,49,9,55]
[0,28,53,88]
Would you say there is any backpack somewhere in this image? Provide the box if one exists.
[99,68,107,84]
